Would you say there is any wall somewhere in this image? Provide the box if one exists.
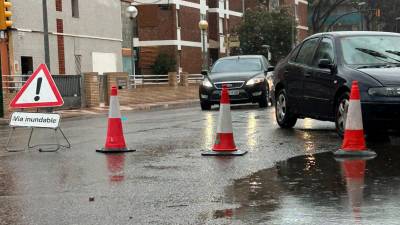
[9,0,123,75]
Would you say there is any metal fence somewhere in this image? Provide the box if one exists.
[128,74,202,87]
[53,75,82,109]
[188,74,203,83]
[2,74,29,91]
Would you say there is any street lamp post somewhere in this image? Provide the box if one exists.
[42,0,50,71]
[198,20,209,72]
[127,4,138,88]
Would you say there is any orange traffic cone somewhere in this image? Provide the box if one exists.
[202,85,247,156]
[334,81,376,157]
[97,86,135,153]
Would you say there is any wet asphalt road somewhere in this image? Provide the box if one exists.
[0,105,400,225]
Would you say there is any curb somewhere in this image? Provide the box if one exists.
[0,100,200,123]
[130,100,199,111]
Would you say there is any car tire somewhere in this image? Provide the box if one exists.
[258,89,269,108]
[335,92,349,137]
[275,89,297,128]
[200,101,212,110]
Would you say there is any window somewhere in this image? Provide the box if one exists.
[341,35,400,65]
[295,38,319,66]
[313,38,334,66]
[21,56,33,81]
[211,58,263,73]
[74,55,82,75]
[71,0,79,18]
[289,44,301,62]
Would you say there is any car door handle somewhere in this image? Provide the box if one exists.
[304,72,312,78]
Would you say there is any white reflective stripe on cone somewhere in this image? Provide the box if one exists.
[216,103,233,133]
[345,99,363,130]
[109,96,122,119]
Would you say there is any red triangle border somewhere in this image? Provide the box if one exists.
[9,64,64,108]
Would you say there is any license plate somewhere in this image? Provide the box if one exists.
[228,90,240,95]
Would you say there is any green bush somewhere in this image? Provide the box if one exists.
[238,8,295,64]
[151,53,176,75]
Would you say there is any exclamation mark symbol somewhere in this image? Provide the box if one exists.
[34,78,43,101]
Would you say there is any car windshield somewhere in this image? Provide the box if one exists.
[211,58,262,73]
[341,35,400,66]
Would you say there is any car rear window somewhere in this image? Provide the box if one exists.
[211,58,262,73]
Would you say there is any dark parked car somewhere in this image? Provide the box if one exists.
[273,31,400,136]
[199,55,274,110]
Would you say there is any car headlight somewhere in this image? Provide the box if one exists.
[246,77,265,86]
[368,87,400,96]
[202,78,213,88]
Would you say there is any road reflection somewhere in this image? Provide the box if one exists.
[340,159,367,224]
[247,112,257,150]
[203,112,214,149]
[212,145,400,224]
[106,154,125,183]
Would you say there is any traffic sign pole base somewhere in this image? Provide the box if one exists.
[334,149,376,158]
[202,149,248,156]
[96,148,136,153]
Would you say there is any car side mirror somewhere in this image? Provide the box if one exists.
[201,70,208,76]
[266,66,274,73]
[318,59,334,70]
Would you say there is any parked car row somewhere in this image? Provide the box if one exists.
[199,31,400,137]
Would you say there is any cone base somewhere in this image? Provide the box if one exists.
[334,149,376,158]
[202,149,248,156]
[96,147,136,153]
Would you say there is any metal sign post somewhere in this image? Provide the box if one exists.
[6,112,70,152]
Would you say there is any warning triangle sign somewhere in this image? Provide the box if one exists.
[10,64,64,108]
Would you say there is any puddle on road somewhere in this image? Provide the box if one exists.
[213,144,400,225]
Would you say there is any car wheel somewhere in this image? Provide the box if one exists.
[200,101,211,110]
[335,92,349,137]
[258,88,269,108]
[275,89,297,128]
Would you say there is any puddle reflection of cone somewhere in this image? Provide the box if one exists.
[334,81,376,157]
[202,85,247,156]
[107,154,125,183]
[213,209,234,219]
[341,159,367,224]
[97,86,135,153]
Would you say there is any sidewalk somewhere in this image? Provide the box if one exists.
[0,99,199,125]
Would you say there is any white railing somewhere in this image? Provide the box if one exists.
[128,73,202,87]
[129,74,170,87]
[2,73,203,91]
[188,74,203,83]
[2,74,30,91]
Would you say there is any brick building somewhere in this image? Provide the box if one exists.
[121,0,309,75]
[279,0,309,42]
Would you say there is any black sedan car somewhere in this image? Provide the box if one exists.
[199,55,274,110]
[273,31,400,136]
